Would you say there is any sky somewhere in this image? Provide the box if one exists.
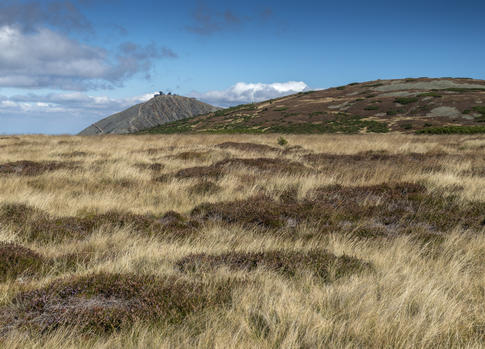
[1,0,484,134]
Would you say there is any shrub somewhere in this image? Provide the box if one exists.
[215,142,278,153]
[176,250,372,281]
[0,242,45,281]
[0,203,199,242]
[416,126,485,134]
[2,273,238,334]
[277,137,288,146]
[0,161,79,176]
[394,97,419,105]
[188,180,222,196]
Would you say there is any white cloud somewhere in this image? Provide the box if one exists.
[190,81,309,107]
[0,25,176,90]
[0,90,161,134]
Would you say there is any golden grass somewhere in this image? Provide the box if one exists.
[0,133,485,348]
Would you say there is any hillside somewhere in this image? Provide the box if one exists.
[78,94,219,135]
[143,77,485,134]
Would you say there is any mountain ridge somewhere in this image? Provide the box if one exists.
[141,77,485,134]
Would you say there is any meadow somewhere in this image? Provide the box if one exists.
[0,133,485,348]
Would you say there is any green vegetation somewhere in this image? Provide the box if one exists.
[416,126,485,134]
[364,106,379,111]
[277,137,288,146]
[472,106,485,121]
[443,87,485,93]
[394,97,419,105]
[266,115,388,134]
[418,92,442,98]
[367,83,384,87]
[214,103,257,117]
[309,111,324,117]
[274,107,288,112]
[0,242,44,281]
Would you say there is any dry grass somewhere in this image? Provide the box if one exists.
[0,133,485,348]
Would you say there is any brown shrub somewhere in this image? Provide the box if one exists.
[215,142,279,153]
[157,157,310,182]
[0,204,198,242]
[1,272,237,334]
[177,250,371,281]
[187,180,222,196]
[137,147,176,155]
[170,151,210,161]
[134,162,164,172]
[191,183,485,237]
[57,151,91,158]
[0,160,79,176]
[153,173,172,183]
[0,243,45,281]
[303,151,450,166]
[191,194,311,229]
[175,166,224,180]
[214,157,311,175]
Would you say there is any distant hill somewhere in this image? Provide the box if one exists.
[141,78,485,134]
[78,94,220,135]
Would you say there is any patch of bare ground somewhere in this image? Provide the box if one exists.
[0,204,199,242]
[176,250,371,281]
[0,161,79,176]
[215,142,280,153]
[0,273,239,335]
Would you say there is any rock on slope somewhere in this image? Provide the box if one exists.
[78,95,219,135]
[142,78,485,134]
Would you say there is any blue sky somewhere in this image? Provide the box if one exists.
[1,0,484,134]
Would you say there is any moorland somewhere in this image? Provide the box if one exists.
[0,133,485,348]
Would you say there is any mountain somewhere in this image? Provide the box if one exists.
[78,94,220,135]
[141,78,485,134]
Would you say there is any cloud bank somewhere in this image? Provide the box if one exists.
[191,81,309,107]
[0,25,176,90]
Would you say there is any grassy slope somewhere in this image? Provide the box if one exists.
[1,134,485,347]
[141,78,485,135]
